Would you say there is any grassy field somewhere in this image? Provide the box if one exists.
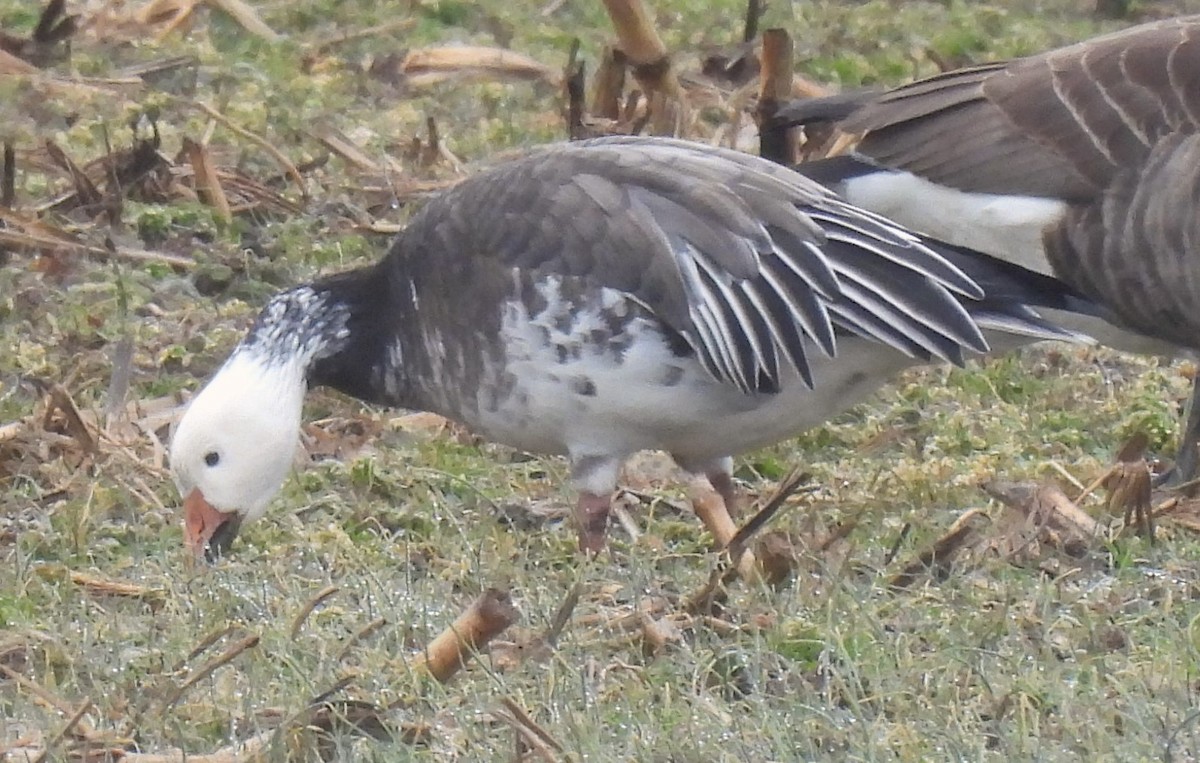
[4,0,1200,760]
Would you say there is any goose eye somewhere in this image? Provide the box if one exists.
[204,451,220,467]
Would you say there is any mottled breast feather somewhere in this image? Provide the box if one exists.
[383,137,994,396]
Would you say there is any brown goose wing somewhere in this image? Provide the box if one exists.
[840,16,1200,200]
[1046,132,1200,348]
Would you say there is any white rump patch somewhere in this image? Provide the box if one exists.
[842,171,1068,276]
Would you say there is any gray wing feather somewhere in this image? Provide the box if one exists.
[396,136,991,393]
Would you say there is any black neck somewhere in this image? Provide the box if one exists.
[302,236,516,422]
[298,263,413,406]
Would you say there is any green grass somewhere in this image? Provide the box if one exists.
[4,0,1200,760]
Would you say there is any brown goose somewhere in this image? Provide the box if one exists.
[168,136,1098,562]
[772,15,1200,479]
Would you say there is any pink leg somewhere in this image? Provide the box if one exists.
[575,491,612,554]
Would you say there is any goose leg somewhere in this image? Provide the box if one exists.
[1172,377,1200,488]
[574,492,612,554]
[569,454,622,554]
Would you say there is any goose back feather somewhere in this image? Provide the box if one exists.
[834,16,1200,199]
[356,137,999,397]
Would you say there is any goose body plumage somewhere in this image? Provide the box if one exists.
[773,15,1200,475]
[169,136,1096,559]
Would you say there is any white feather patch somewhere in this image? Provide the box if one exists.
[841,171,1068,276]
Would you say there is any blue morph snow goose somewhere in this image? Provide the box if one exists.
[169,136,1096,561]
[771,15,1200,479]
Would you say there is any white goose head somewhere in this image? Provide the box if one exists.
[170,349,308,561]
[170,285,353,561]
